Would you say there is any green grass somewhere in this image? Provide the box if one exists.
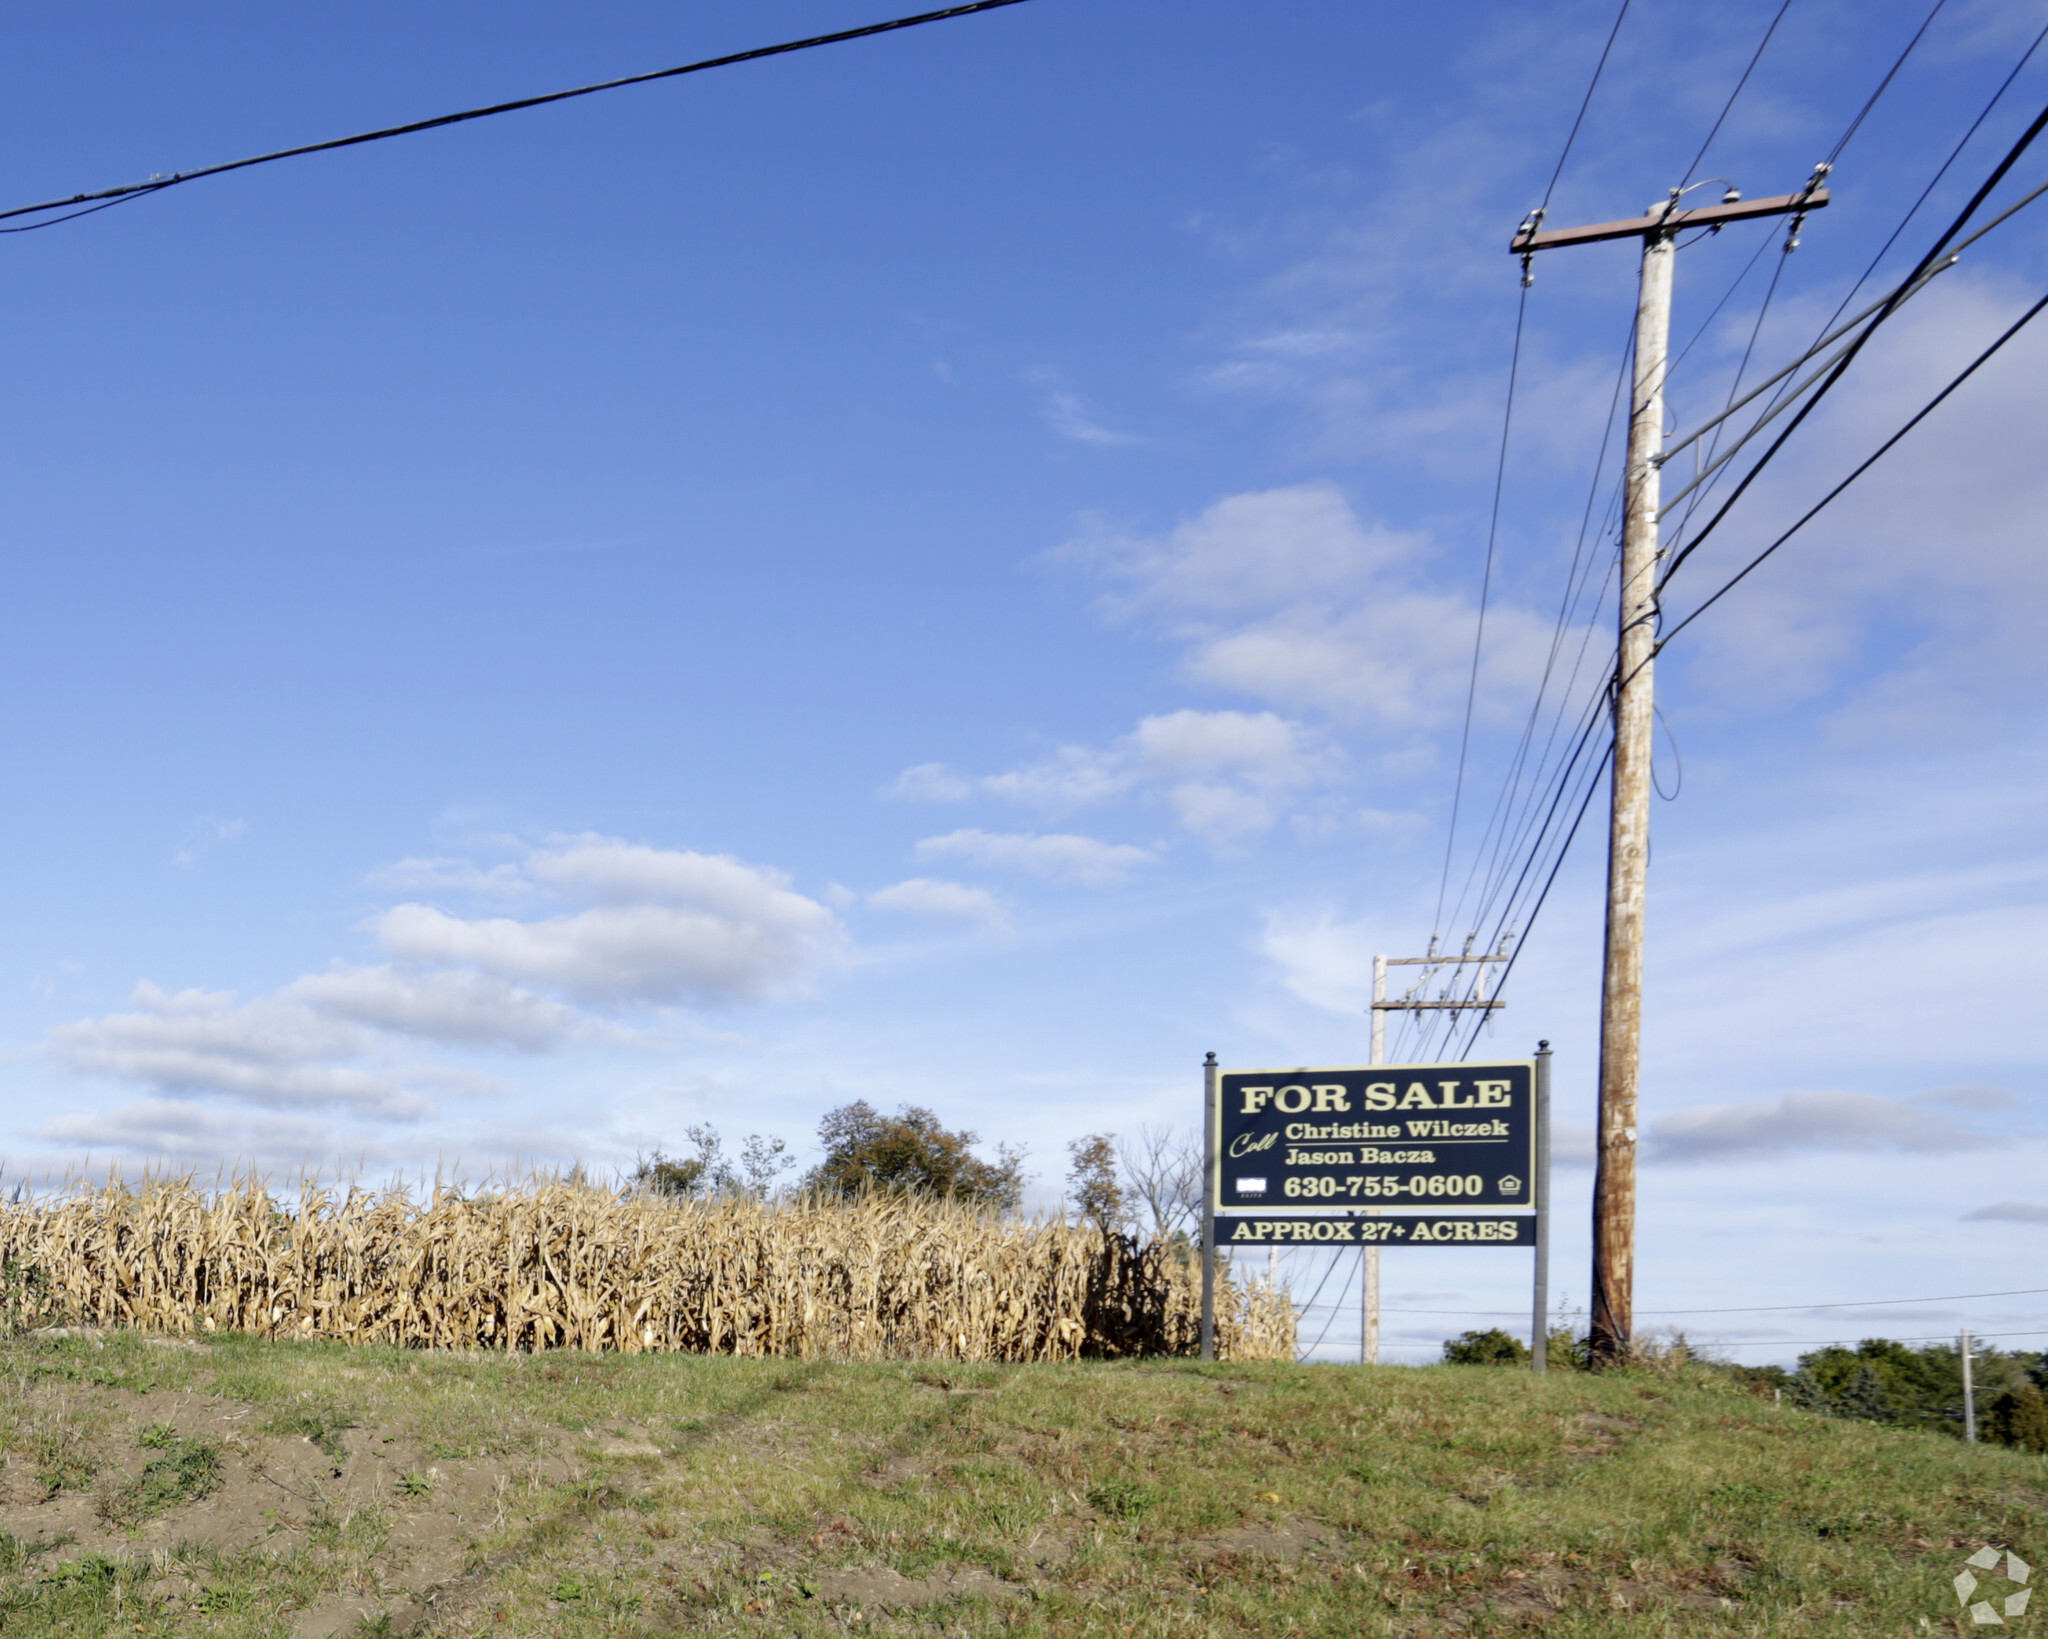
[0,1328,2040,1635]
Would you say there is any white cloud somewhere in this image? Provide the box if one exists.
[45,835,843,1140]
[172,816,247,871]
[916,829,1156,886]
[1256,905,1378,1016]
[377,901,836,1007]
[47,983,426,1118]
[1027,368,1141,447]
[34,1098,345,1164]
[363,855,534,901]
[893,710,1330,844]
[867,878,1005,924]
[1057,485,1575,729]
[884,763,976,802]
[1064,482,1414,617]
[1963,1200,2048,1224]
[1647,1090,1997,1164]
[374,838,844,1007]
[283,965,582,1052]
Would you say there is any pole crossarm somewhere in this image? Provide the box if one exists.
[1511,188,1828,253]
[1371,999,1506,1012]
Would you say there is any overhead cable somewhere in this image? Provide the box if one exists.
[1677,0,1795,191]
[1433,287,1531,943]
[1659,93,2048,591]
[1660,281,2048,648]
[1385,1283,2048,1318]
[0,0,1035,231]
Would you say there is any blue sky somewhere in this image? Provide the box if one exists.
[4,0,2047,1363]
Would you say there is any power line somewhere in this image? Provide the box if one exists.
[1433,286,1531,942]
[1677,0,1795,191]
[1431,10,2034,1066]
[1712,1327,2048,1350]
[1385,1284,2048,1318]
[1430,0,1634,955]
[1784,13,2048,371]
[1823,0,1948,168]
[1658,93,2048,591]
[0,0,1036,231]
[1659,280,2048,649]
[1538,0,1633,212]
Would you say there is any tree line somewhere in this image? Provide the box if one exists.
[1441,1326,2048,1453]
[631,1109,1201,1240]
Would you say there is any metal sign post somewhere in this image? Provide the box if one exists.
[1532,1041,1552,1373]
[1200,1051,1218,1362]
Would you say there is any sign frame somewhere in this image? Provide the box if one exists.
[1197,1048,1555,1373]
[1207,1059,1538,1215]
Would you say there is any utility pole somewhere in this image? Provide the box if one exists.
[1510,178,1828,1366]
[1364,939,1511,1363]
[1961,1328,1977,1443]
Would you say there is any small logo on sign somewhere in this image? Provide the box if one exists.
[1955,1545,2030,1625]
[1236,1177,1268,1194]
[1499,1176,1522,1194]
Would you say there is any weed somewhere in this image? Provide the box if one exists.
[396,1470,435,1499]
[100,1432,222,1526]
[1086,1478,1159,1520]
[261,1401,360,1460]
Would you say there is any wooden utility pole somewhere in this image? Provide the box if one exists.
[1511,178,1828,1365]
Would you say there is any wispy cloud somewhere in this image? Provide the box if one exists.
[1026,368,1143,447]
[44,834,848,1155]
[915,829,1156,887]
[887,709,1332,844]
[867,877,1005,926]
[1962,1200,2048,1225]
[1646,1089,2000,1164]
[173,816,247,871]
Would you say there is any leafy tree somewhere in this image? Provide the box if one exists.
[1832,1364,1894,1422]
[1066,1133,1127,1231]
[803,1102,1025,1209]
[1986,1383,2048,1453]
[1789,1338,2035,1440]
[1442,1327,1530,1367]
[634,1123,793,1201]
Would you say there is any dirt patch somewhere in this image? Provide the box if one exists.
[1189,1517,1337,1562]
[859,1454,926,1491]
[811,1564,1023,1609]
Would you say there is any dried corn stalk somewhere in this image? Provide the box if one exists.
[0,1175,1294,1362]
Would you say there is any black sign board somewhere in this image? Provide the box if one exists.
[1217,1213,1535,1247]
[1214,1061,1535,1212]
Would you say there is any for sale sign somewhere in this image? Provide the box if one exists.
[1213,1062,1536,1212]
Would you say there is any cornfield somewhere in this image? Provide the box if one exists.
[0,1176,1294,1362]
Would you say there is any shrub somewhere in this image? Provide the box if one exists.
[1442,1327,1531,1367]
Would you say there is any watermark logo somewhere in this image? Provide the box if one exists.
[1955,1546,2031,1626]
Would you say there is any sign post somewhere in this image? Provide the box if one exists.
[1531,1041,1552,1373]
[1200,1051,1218,1362]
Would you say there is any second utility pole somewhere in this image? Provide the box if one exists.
[1511,180,1827,1364]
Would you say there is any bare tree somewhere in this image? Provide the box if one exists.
[1117,1124,1201,1244]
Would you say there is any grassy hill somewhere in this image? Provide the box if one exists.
[0,1328,2041,1636]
